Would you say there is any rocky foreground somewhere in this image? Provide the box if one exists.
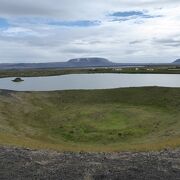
[0,146,180,180]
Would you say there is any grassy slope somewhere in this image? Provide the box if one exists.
[0,87,180,152]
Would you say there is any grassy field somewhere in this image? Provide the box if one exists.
[0,87,180,152]
[0,66,180,78]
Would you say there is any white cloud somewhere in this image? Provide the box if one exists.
[0,0,180,63]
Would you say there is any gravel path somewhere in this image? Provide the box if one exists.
[0,146,180,180]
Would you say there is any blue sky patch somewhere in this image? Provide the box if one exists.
[109,11,162,21]
[11,18,101,27]
[0,18,9,28]
[13,12,161,27]
[48,20,101,27]
[111,11,145,17]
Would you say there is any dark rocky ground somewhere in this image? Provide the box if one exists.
[0,146,180,180]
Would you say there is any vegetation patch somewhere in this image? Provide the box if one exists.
[0,66,180,79]
[12,77,24,82]
[0,87,179,152]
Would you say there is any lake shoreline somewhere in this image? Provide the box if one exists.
[0,66,180,79]
[0,73,180,91]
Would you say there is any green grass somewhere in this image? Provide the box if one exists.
[0,87,180,152]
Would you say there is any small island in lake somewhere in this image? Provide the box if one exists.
[12,77,24,82]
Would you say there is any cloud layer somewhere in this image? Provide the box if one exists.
[0,0,180,63]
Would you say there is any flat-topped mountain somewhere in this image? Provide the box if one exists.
[68,57,113,66]
[68,57,111,63]
[0,58,113,70]
[0,58,179,70]
[173,59,180,64]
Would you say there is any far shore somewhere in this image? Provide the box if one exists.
[0,66,180,78]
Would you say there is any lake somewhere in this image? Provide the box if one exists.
[0,73,180,91]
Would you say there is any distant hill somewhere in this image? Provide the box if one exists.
[173,59,180,64]
[0,58,114,70]
[68,58,113,67]
[0,57,179,70]
[0,62,67,70]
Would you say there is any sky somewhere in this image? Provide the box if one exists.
[0,0,180,63]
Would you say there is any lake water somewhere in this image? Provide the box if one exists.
[0,73,180,91]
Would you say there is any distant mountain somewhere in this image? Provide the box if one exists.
[173,59,180,64]
[68,58,113,67]
[0,62,67,70]
[0,57,179,70]
[0,58,113,70]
